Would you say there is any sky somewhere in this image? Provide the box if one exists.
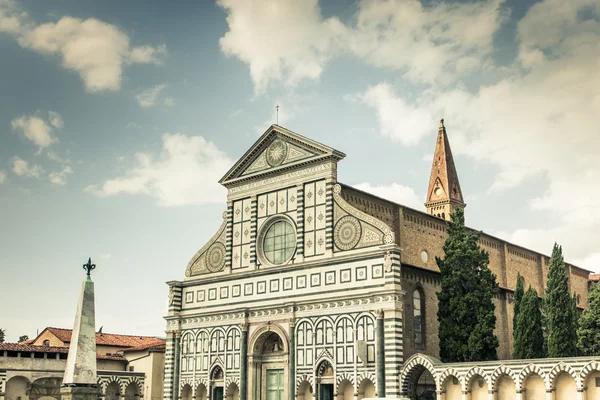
[0,0,599,342]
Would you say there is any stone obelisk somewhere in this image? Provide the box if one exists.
[60,258,100,400]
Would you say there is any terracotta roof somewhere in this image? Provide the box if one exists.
[0,342,125,361]
[590,273,600,282]
[122,339,166,353]
[44,327,164,348]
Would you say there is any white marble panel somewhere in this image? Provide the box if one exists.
[287,187,297,211]
[304,231,315,257]
[315,204,326,230]
[315,229,326,255]
[304,207,315,232]
[304,182,315,207]
[242,198,252,221]
[257,195,267,218]
[315,180,326,205]
[277,189,287,214]
[267,192,277,215]
[232,246,241,269]
[233,200,243,223]
[232,223,242,246]
[241,244,251,268]
[241,221,252,244]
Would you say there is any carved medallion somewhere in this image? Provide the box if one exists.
[206,242,226,272]
[334,215,362,250]
[266,139,288,167]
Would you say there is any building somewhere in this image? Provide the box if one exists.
[163,122,596,400]
[0,327,165,400]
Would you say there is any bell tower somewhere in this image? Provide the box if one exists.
[425,119,465,220]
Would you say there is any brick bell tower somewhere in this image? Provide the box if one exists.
[425,119,465,221]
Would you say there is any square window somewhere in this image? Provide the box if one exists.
[220,287,229,299]
[340,269,351,283]
[257,281,266,294]
[311,273,321,287]
[325,271,336,285]
[283,277,293,291]
[270,279,279,292]
[297,275,306,289]
[196,290,205,302]
[232,285,241,298]
[244,282,253,295]
[185,292,193,304]
[356,266,367,281]
[208,288,217,301]
[372,264,384,279]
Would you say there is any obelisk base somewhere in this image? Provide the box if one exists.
[60,385,99,400]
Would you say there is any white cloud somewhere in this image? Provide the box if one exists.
[0,1,167,92]
[218,0,507,92]
[49,166,73,185]
[347,0,507,84]
[218,0,345,94]
[136,84,167,108]
[48,111,64,129]
[12,157,43,177]
[86,133,232,206]
[11,114,57,150]
[0,170,6,183]
[0,0,30,35]
[353,182,422,210]
[357,83,435,146]
[357,0,600,269]
[164,97,175,107]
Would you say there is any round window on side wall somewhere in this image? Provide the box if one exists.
[257,215,297,267]
[421,250,429,264]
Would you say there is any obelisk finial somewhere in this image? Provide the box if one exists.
[83,258,96,277]
[440,118,445,129]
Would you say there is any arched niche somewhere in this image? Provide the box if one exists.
[357,378,375,400]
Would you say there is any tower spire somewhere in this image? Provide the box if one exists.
[425,119,465,220]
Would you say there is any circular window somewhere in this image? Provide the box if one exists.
[259,217,297,266]
[421,250,429,263]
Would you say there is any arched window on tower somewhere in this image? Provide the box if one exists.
[413,289,425,350]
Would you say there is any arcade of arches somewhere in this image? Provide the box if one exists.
[3,375,143,400]
[400,354,600,400]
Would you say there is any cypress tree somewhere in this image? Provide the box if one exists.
[514,287,545,359]
[577,282,600,356]
[512,273,524,358]
[437,209,499,362]
[544,243,578,357]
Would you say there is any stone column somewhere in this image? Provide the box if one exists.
[375,310,385,397]
[173,333,181,400]
[289,318,295,400]
[60,264,101,400]
[515,389,522,400]
[461,390,468,400]
[240,323,248,400]
[577,387,585,400]
[546,389,553,400]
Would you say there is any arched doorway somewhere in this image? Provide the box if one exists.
[124,382,139,400]
[298,381,313,400]
[6,376,31,400]
[414,369,436,400]
[28,377,61,400]
[226,382,239,400]
[105,382,121,400]
[315,360,334,400]
[249,327,288,400]
[211,365,225,400]
[196,383,208,400]
[357,378,375,400]
[181,384,192,400]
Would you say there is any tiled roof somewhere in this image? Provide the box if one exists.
[0,342,125,361]
[590,273,600,282]
[122,339,166,353]
[45,327,164,348]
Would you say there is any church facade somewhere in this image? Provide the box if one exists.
[162,123,592,400]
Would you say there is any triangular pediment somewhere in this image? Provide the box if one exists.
[220,125,345,186]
